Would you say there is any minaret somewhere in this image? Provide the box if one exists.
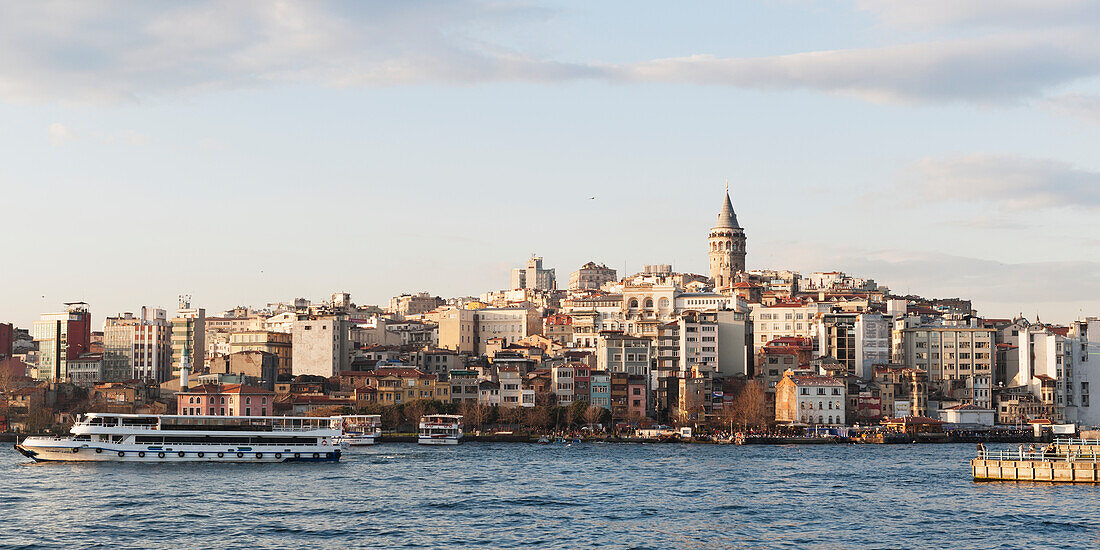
[708,182,746,290]
[179,345,191,391]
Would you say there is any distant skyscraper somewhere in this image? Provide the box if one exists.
[31,302,92,381]
[0,322,12,358]
[171,296,206,379]
[708,186,746,290]
[103,307,171,382]
[510,254,556,290]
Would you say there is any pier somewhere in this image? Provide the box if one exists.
[972,439,1100,483]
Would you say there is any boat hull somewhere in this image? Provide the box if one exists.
[418,437,461,445]
[336,436,376,446]
[15,440,340,463]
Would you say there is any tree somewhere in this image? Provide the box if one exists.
[25,406,54,434]
[568,400,588,428]
[716,400,738,435]
[404,400,427,427]
[584,405,603,430]
[731,380,767,430]
[306,405,351,417]
[460,400,487,430]
[382,404,403,431]
[526,404,551,432]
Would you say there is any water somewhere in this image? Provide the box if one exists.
[2,442,1100,549]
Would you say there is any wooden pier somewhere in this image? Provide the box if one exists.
[972,438,1100,483]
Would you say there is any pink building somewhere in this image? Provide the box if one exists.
[627,374,647,419]
[177,383,276,416]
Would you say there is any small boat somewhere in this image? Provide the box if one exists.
[14,413,341,463]
[332,415,382,446]
[418,414,463,445]
[537,436,550,444]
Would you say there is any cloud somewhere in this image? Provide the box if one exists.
[116,130,151,146]
[47,122,76,146]
[0,1,586,104]
[856,0,1100,29]
[907,154,1100,210]
[1040,93,1100,124]
[943,216,1029,231]
[2,2,1100,106]
[614,33,1100,103]
[766,242,1100,322]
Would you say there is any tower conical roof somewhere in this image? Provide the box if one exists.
[715,190,740,229]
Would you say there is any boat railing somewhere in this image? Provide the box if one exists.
[978,449,1100,462]
[1053,438,1100,447]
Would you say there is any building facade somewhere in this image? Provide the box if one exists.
[170,302,206,379]
[292,317,350,377]
[510,254,556,290]
[229,331,293,376]
[775,370,847,425]
[569,262,617,291]
[32,302,92,382]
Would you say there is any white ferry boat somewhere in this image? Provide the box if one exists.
[332,415,382,446]
[14,413,342,463]
[418,414,463,445]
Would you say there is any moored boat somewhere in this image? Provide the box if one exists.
[418,414,462,445]
[332,415,382,446]
[14,413,342,463]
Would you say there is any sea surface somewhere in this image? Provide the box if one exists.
[2,442,1099,549]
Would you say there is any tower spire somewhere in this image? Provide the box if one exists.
[715,185,740,229]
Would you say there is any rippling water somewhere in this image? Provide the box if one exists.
[3,442,1100,549]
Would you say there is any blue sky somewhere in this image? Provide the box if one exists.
[1,0,1099,327]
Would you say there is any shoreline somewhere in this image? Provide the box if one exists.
[374,433,1044,445]
[1,431,1042,446]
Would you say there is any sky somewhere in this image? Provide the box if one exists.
[1,0,1099,328]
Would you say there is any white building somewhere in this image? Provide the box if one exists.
[1063,318,1098,426]
[569,262,617,291]
[939,403,995,426]
[291,317,350,377]
[751,302,832,346]
[552,364,575,405]
[494,367,528,408]
[510,255,556,290]
[813,312,890,380]
[775,370,847,426]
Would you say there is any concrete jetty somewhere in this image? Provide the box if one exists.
[972,439,1100,483]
